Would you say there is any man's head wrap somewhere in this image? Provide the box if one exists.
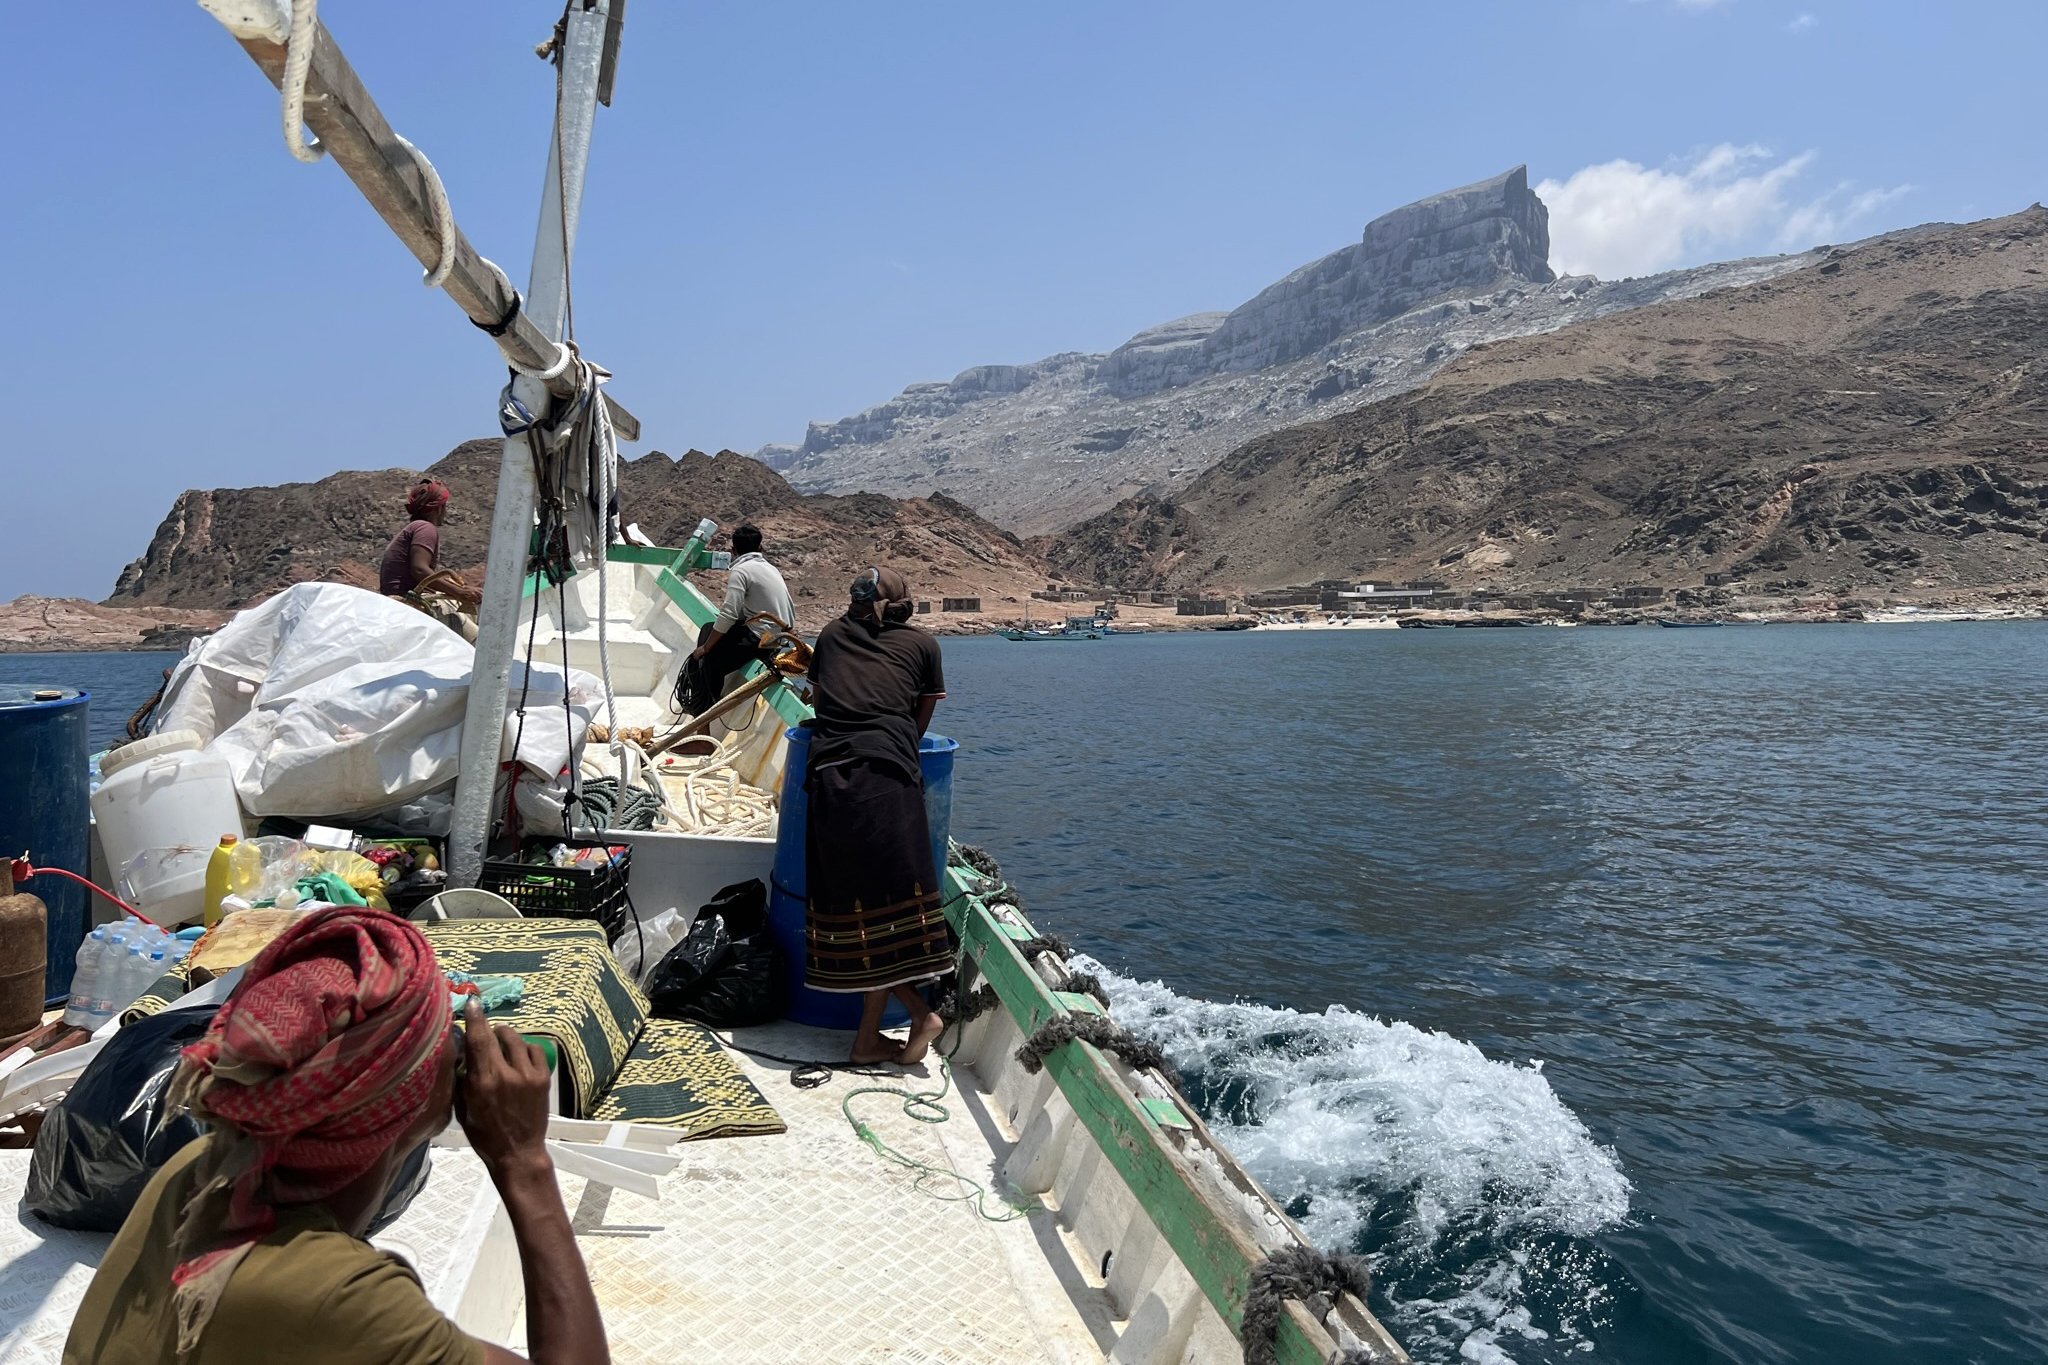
[406,479,451,520]
[165,908,448,1350]
[850,566,914,625]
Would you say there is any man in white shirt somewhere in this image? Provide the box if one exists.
[686,524,795,704]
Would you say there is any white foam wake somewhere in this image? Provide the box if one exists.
[1079,958,1632,1364]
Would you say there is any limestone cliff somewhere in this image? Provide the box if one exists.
[1046,207,2048,606]
[761,167,1812,532]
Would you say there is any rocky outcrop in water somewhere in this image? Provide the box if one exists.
[0,597,228,654]
[760,167,1818,533]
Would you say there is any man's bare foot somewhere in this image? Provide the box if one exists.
[849,1040,899,1066]
[896,1012,947,1065]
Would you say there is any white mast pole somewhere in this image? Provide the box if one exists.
[447,0,615,888]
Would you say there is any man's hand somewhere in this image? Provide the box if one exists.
[458,999,551,1177]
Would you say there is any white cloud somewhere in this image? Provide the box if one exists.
[1776,183,1913,249]
[1536,145,1910,279]
[1787,12,1819,32]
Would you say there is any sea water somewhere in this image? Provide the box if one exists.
[22,631,2048,1364]
[940,625,2048,1365]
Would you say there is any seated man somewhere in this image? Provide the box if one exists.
[63,908,607,1365]
[682,523,795,713]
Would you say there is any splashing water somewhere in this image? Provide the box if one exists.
[1080,958,1633,1364]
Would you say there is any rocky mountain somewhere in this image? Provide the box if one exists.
[108,441,1051,630]
[1046,206,2048,602]
[760,166,1820,532]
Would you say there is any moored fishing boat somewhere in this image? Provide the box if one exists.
[1253,613,1399,631]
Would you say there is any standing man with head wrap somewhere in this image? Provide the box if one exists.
[803,566,952,1065]
[63,908,608,1365]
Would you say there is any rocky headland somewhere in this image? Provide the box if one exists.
[0,597,228,655]
[102,441,1052,636]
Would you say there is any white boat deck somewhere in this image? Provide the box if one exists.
[0,1022,1115,1365]
[538,1019,1111,1363]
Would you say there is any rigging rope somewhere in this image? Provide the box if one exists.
[281,0,326,163]
[392,134,455,288]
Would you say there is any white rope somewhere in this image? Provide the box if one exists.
[591,362,625,787]
[649,735,778,838]
[281,0,326,163]
[509,339,575,382]
[392,134,455,288]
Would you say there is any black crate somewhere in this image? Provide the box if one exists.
[478,841,631,942]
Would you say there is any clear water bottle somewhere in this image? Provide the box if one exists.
[62,927,109,1028]
[118,945,153,1012]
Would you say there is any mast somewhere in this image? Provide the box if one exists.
[199,0,629,887]
[446,1,617,888]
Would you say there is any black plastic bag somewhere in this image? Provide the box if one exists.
[645,879,784,1027]
[25,1003,431,1233]
[25,1005,211,1230]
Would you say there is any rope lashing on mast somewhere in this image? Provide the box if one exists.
[1238,1244,1378,1365]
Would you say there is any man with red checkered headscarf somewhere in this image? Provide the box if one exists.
[63,908,608,1365]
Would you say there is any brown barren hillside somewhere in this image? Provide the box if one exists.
[1048,207,2048,601]
[108,443,1051,631]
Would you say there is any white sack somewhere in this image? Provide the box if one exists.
[158,584,471,742]
[157,583,608,820]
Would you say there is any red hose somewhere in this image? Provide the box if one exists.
[8,858,163,930]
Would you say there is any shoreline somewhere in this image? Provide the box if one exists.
[9,592,2042,653]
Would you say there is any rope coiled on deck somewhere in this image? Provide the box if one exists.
[1240,1244,1377,1365]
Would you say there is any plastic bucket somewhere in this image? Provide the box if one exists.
[770,727,957,1030]
[90,730,245,928]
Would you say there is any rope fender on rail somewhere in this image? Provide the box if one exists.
[1240,1244,1378,1365]
[1015,1012,1179,1087]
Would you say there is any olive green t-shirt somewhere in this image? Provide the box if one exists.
[63,1137,488,1365]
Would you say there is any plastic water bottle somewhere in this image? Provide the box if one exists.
[118,945,153,1012]
[62,927,109,1028]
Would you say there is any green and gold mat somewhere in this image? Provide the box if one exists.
[128,915,782,1139]
[593,1018,786,1137]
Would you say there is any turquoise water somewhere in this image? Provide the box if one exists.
[22,630,2047,1364]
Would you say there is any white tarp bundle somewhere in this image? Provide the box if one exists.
[156,583,604,821]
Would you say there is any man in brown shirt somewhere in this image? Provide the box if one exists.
[62,909,607,1365]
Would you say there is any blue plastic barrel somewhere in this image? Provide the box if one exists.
[770,727,958,1029]
[0,686,90,1002]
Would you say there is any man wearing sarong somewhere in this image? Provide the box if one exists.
[804,566,951,1065]
[63,908,608,1365]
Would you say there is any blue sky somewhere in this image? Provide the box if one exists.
[4,0,2041,599]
